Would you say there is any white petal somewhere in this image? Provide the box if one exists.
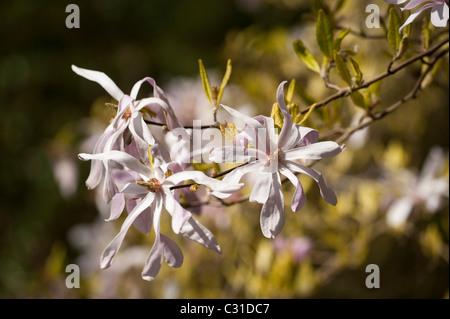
[283,160,337,206]
[141,234,164,281]
[165,170,243,198]
[384,0,408,4]
[260,172,285,238]
[249,173,273,204]
[100,192,155,269]
[209,146,268,163]
[79,150,151,179]
[71,65,124,101]
[160,234,184,268]
[431,3,449,27]
[162,190,192,234]
[221,161,264,185]
[107,193,125,221]
[179,217,222,254]
[220,104,264,129]
[399,3,435,32]
[284,141,344,161]
[279,165,306,212]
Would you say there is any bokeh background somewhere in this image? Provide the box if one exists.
[0,0,448,298]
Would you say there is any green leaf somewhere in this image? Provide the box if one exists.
[334,51,352,86]
[335,28,350,52]
[316,9,334,58]
[198,59,212,104]
[293,39,321,73]
[387,8,402,53]
[349,57,363,86]
[350,91,366,109]
[217,59,232,106]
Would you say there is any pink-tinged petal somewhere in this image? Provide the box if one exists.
[130,77,156,100]
[126,198,153,234]
[107,193,125,221]
[284,141,345,161]
[110,95,132,129]
[260,172,285,238]
[135,97,183,130]
[84,127,114,190]
[283,160,337,206]
[399,3,435,32]
[179,217,222,254]
[79,150,151,178]
[297,126,319,146]
[384,0,408,4]
[249,173,273,204]
[403,0,427,10]
[141,196,163,280]
[162,190,192,234]
[160,234,184,268]
[279,165,306,212]
[120,182,149,196]
[128,115,155,162]
[209,146,268,163]
[220,104,264,130]
[103,168,118,203]
[431,3,449,27]
[71,65,124,101]
[100,192,155,269]
[165,170,243,198]
[276,81,297,149]
[141,235,164,281]
[221,161,264,185]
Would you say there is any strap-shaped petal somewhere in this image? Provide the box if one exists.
[260,172,285,238]
[279,165,306,212]
[284,141,344,161]
[100,192,155,269]
[220,104,264,130]
[79,150,151,179]
[209,146,268,163]
[162,189,192,234]
[284,160,337,206]
[249,172,273,204]
[179,217,222,254]
[71,65,124,101]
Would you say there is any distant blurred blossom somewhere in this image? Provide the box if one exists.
[273,236,313,263]
[385,0,449,31]
[52,156,79,199]
[386,147,449,227]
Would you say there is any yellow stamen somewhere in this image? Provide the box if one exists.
[148,146,155,173]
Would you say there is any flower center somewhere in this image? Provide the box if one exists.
[269,148,284,162]
[137,178,161,192]
[122,107,132,120]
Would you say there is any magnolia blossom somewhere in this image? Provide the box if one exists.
[79,150,243,280]
[72,65,184,202]
[386,147,449,227]
[210,81,345,238]
[385,0,449,31]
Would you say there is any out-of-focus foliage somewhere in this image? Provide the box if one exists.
[0,0,448,298]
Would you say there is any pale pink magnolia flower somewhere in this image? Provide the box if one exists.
[209,82,345,238]
[386,147,449,227]
[72,65,184,202]
[78,150,243,280]
[385,0,449,31]
[273,236,313,264]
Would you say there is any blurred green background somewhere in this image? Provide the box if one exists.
[0,0,448,298]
